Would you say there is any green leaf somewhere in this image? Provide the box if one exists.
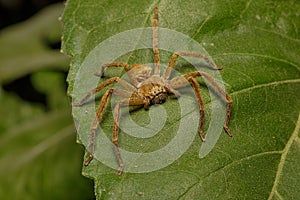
[62,0,300,199]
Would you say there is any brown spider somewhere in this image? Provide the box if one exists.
[72,7,232,175]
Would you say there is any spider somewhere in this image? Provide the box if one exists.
[72,7,232,175]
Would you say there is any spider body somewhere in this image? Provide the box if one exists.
[137,76,169,104]
[73,7,233,175]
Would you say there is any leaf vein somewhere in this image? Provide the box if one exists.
[180,151,283,198]
[239,0,253,19]
[268,112,300,200]
[231,79,300,96]
[217,52,299,70]
[254,26,300,42]
[197,151,282,189]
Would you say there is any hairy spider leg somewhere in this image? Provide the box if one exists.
[72,77,136,106]
[112,95,145,175]
[112,101,126,175]
[188,78,206,141]
[95,62,131,77]
[72,77,136,171]
[152,6,160,75]
[95,62,140,87]
[184,71,233,137]
[169,76,206,140]
[83,88,133,166]
[72,75,147,174]
[164,52,223,79]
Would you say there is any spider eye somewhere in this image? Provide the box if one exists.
[151,93,168,104]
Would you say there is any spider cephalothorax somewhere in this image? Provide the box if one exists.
[72,7,233,175]
[137,75,173,105]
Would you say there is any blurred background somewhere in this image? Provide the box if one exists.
[0,0,95,199]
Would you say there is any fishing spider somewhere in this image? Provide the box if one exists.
[72,7,232,175]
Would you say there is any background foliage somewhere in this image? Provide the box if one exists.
[0,2,94,200]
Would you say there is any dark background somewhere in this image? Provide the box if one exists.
[0,0,95,199]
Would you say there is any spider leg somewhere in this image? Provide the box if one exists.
[112,100,126,175]
[72,77,136,106]
[113,96,146,175]
[83,88,132,166]
[164,52,223,80]
[152,6,160,75]
[112,100,128,176]
[94,62,141,87]
[188,78,206,141]
[169,77,206,141]
[184,71,233,137]
[95,62,131,77]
